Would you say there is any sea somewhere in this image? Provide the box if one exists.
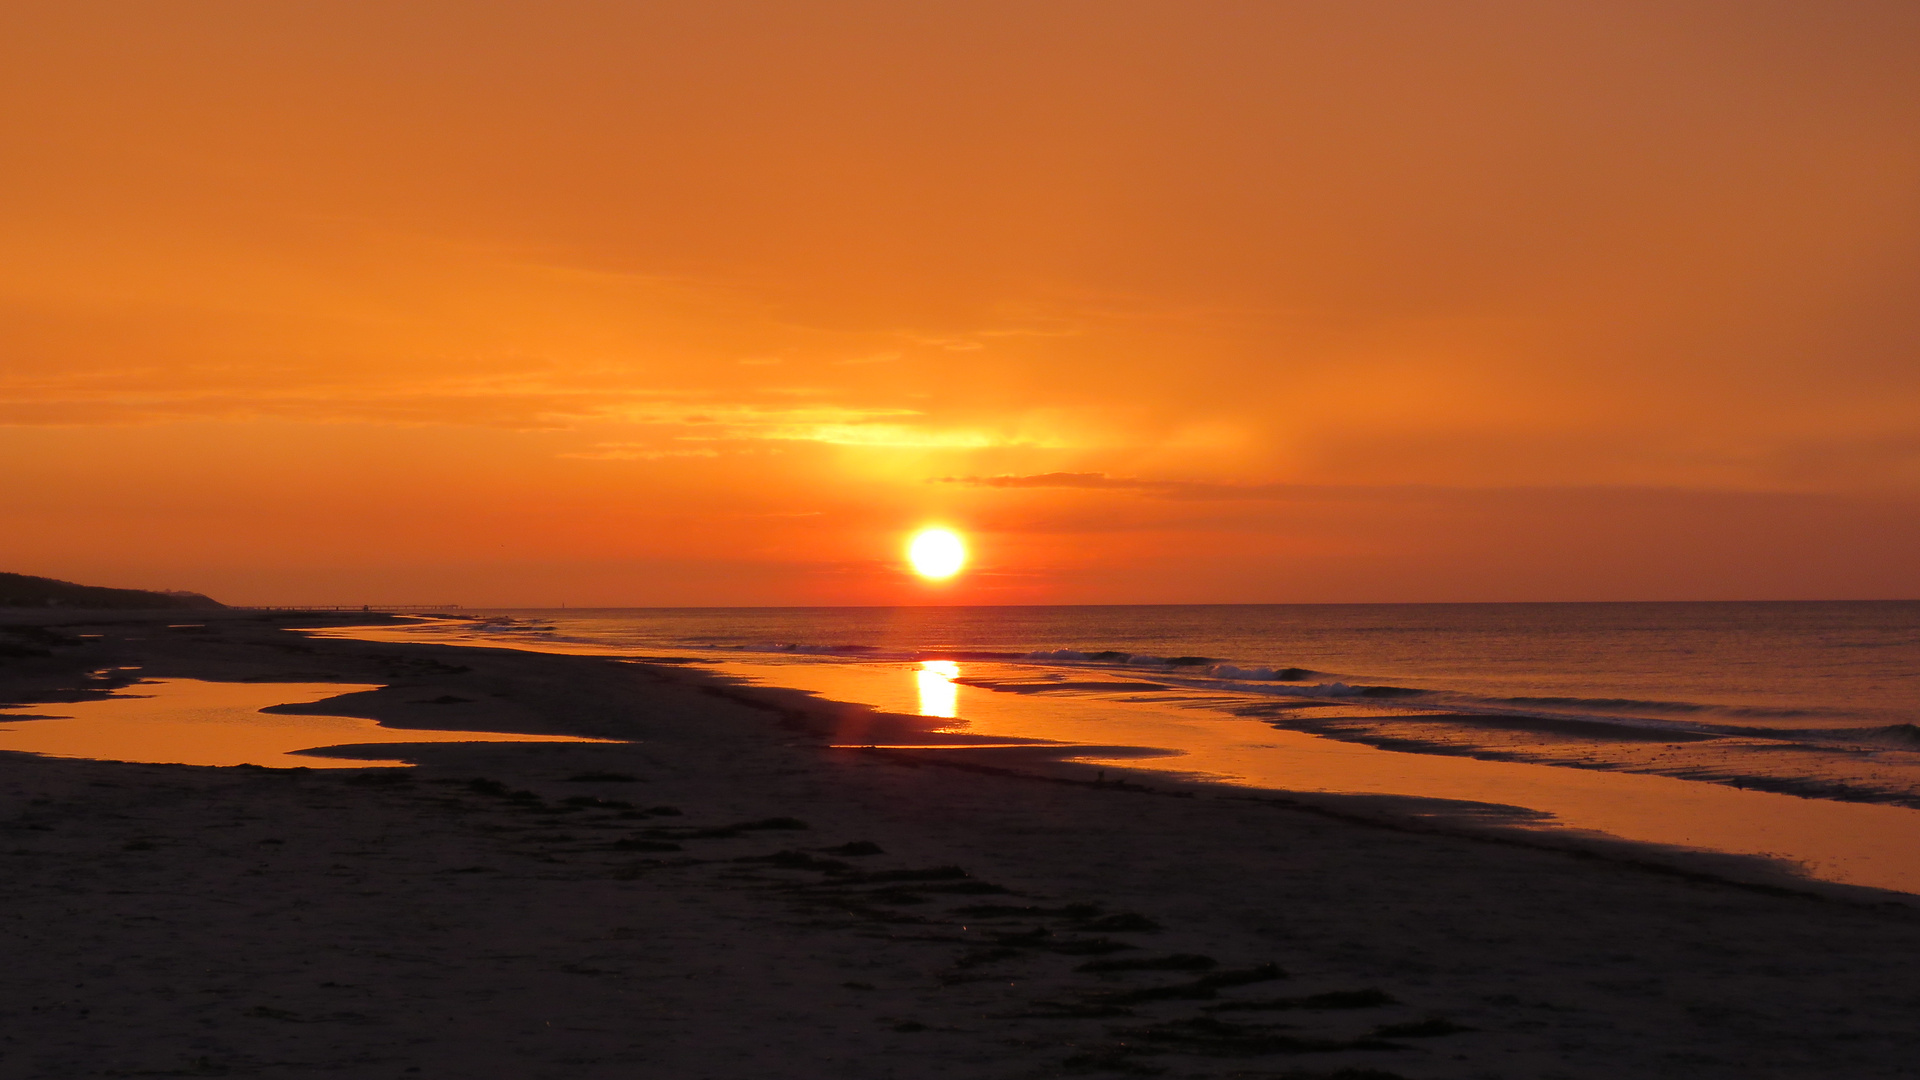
[440,601,1920,730]
[334,601,1920,895]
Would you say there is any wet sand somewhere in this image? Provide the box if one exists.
[3,610,1920,1078]
[691,657,1920,897]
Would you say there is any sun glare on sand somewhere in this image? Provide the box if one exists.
[907,528,967,580]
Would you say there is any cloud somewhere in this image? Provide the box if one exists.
[0,368,721,429]
[942,472,1144,490]
[934,472,1317,499]
[934,473,1920,517]
[557,445,721,461]
[755,423,1002,448]
[0,373,961,444]
[601,405,1064,449]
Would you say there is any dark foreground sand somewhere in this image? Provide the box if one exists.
[3,612,1919,1079]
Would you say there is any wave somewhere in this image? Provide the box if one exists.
[718,640,1869,733]
[1205,663,1320,682]
[913,649,1025,660]
[1801,724,1920,749]
[732,629,1875,751]
[1011,655,1862,725]
[1492,695,1711,713]
[1490,696,1847,722]
[1025,649,1215,668]
[1025,651,1318,680]
[501,621,1877,733]
[1020,651,1437,703]
[1870,723,1920,746]
[748,643,883,655]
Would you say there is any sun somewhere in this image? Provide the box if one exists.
[907,528,967,580]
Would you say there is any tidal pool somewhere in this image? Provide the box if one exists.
[0,678,614,768]
[310,617,1920,897]
[713,657,1920,898]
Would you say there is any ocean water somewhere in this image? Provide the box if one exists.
[328,601,1920,894]
[451,601,1920,733]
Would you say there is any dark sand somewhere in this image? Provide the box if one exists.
[3,611,1919,1079]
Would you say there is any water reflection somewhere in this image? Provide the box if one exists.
[708,657,1920,897]
[916,660,959,718]
[0,679,615,768]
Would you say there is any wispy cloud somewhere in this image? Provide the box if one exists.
[933,472,1920,505]
[754,424,1001,448]
[0,366,1063,452]
[0,369,720,429]
[0,373,956,445]
[934,472,1319,499]
[612,405,1007,448]
[558,445,721,461]
[940,472,1142,489]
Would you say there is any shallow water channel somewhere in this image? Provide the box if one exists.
[712,656,1920,899]
[309,619,1920,897]
[0,678,611,768]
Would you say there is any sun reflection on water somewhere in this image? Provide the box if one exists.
[916,660,959,718]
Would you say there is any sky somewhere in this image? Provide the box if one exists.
[3,1,1919,605]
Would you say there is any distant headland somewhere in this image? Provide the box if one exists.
[0,572,223,610]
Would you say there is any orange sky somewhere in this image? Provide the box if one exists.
[4,1,1918,605]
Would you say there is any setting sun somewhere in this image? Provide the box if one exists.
[907,528,967,580]
[3,7,1917,1074]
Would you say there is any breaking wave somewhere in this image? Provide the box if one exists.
[1494,695,1712,714]
[435,611,1901,737]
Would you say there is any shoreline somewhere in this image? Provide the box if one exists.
[666,658,1915,907]
[651,652,1920,900]
[4,610,1920,1077]
[348,611,1920,816]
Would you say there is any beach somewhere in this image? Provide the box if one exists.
[4,610,1920,1079]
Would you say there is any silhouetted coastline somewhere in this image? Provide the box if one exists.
[0,571,223,611]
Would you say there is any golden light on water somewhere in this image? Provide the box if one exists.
[907,528,967,580]
[916,660,960,718]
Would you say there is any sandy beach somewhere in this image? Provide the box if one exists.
[4,610,1920,1079]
